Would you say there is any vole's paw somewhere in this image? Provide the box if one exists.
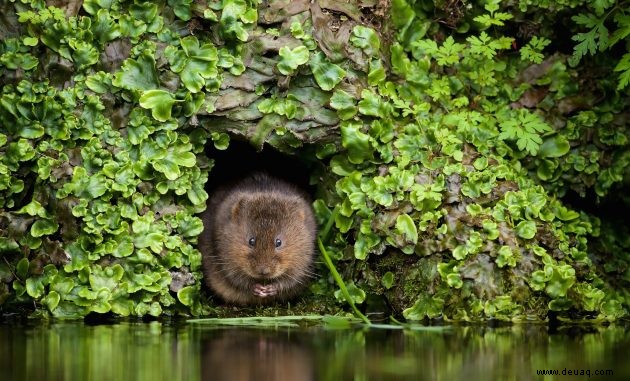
[253,283,278,297]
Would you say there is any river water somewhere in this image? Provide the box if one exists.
[1,320,628,380]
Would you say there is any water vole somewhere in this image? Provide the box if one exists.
[199,173,317,305]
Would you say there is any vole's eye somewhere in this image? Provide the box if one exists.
[275,238,282,248]
[248,237,256,247]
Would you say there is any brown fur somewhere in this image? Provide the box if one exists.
[198,173,317,305]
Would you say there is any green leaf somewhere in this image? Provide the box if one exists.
[17,200,46,217]
[395,213,418,246]
[134,232,164,253]
[89,264,124,291]
[539,135,570,158]
[473,2,513,28]
[88,174,108,198]
[367,59,386,85]
[0,238,19,253]
[85,72,112,94]
[452,245,468,260]
[574,283,605,311]
[309,52,346,91]
[403,294,444,320]
[167,36,219,93]
[25,277,46,298]
[69,39,99,69]
[50,274,74,296]
[613,53,630,90]
[350,26,380,56]
[92,9,121,44]
[467,32,513,59]
[330,90,357,120]
[188,185,208,206]
[168,0,192,21]
[211,132,230,150]
[151,140,196,180]
[498,109,552,155]
[515,220,537,239]
[31,219,59,237]
[551,201,580,221]
[600,299,625,319]
[381,272,395,289]
[358,89,386,117]
[139,90,178,122]
[340,121,373,164]
[334,282,365,304]
[113,239,134,258]
[431,36,465,66]
[496,246,516,268]
[610,13,630,46]
[446,273,463,288]
[220,0,251,41]
[16,258,29,279]
[43,291,61,311]
[177,285,198,306]
[113,53,160,91]
[18,124,45,139]
[1,52,39,70]
[591,0,614,16]
[277,46,310,75]
[545,265,576,298]
[568,13,609,66]
[520,36,551,64]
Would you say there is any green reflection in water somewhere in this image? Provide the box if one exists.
[1,322,629,381]
[0,322,199,381]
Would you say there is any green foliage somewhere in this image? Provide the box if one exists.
[277,46,309,75]
[565,1,630,90]
[569,13,610,66]
[315,0,629,323]
[498,109,552,156]
[351,25,381,56]
[0,0,238,318]
[139,90,179,122]
[310,52,346,91]
[473,0,513,28]
[112,52,160,91]
[330,90,358,121]
[165,36,219,93]
[403,294,445,320]
[520,37,551,64]
[381,272,395,289]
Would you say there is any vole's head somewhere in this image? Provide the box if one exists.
[225,191,315,282]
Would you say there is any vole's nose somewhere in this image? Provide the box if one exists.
[257,266,272,277]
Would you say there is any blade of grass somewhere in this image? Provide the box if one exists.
[188,315,323,327]
[389,316,452,331]
[187,315,361,328]
[317,204,339,243]
[318,237,371,325]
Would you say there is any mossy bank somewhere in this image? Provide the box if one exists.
[0,0,628,321]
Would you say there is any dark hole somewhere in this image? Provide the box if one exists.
[204,138,316,197]
[561,186,629,222]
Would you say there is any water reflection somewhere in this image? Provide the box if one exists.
[201,330,313,381]
[0,322,199,381]
[0,321,628,381]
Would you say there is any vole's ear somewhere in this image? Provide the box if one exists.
[291,199,305,222]
[231,196,246,220]
[232,197,245,220]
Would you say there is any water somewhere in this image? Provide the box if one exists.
[1,320,629,380]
